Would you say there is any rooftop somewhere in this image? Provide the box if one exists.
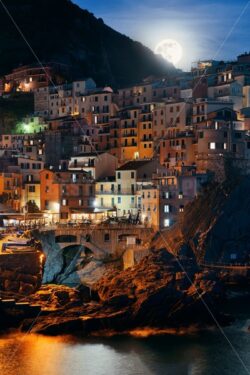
[117,159,153,171]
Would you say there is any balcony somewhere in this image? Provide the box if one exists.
[121,143,137,147]
[122,124,137,129]
[123,133,137,137]
[96,189,136,195]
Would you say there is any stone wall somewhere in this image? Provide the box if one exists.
[0,252,43,295]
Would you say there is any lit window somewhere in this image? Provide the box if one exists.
[224,143,227,150]
[209,142,216,150]
[164,219,170,227]
[179,205,184,213]
[165,192,170,199]
[178,192,183,199]
[164,205,170,213]
[62,199,67,206]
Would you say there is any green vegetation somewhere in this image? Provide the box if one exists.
[0,93,34,134]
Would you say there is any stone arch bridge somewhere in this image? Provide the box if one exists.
[40,224,154,259]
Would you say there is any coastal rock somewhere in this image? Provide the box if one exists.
[153,177,250,267]
[22,284,83,311]
[20,250,227,336]
[95,250,224,327]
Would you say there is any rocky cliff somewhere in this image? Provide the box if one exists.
[19,250,227,336]
[0,0,175,86]
[154,176,250,265]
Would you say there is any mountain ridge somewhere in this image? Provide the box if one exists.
[0,0,175,87]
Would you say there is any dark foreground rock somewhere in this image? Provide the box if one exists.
[16,250,230,336]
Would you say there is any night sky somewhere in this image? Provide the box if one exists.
[74,0,250,71]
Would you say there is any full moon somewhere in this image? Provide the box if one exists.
[154,39,183,65]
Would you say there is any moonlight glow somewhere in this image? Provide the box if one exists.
[154,39,183,65]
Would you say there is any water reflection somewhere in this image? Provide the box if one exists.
[0,323,249,375]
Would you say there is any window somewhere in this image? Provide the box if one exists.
[29,185,35,193]
[209,142,216,150]
[131,197,135,204]
[117,172,121,179]
[61,212,68,220]
[118,197,122,204]
[178,192,183,199]
[164,219,170,227]
[79,199,83,206]
[235,132,242,139]
[131,172,135,178]
[179,205,184,213]
[164,205,170,213]
[62,199,67,206]
[104,233,110,242]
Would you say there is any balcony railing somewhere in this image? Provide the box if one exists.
[121,143,137,147]
[96,189,136,195]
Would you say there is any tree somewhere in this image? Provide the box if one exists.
[26,200,40,213]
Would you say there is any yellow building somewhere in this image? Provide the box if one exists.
[21,182,41,211]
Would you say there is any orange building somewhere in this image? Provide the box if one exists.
[0,172,22,211]
[40,169,95,221]
[159,131,196,168]
[138,104,154,159]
